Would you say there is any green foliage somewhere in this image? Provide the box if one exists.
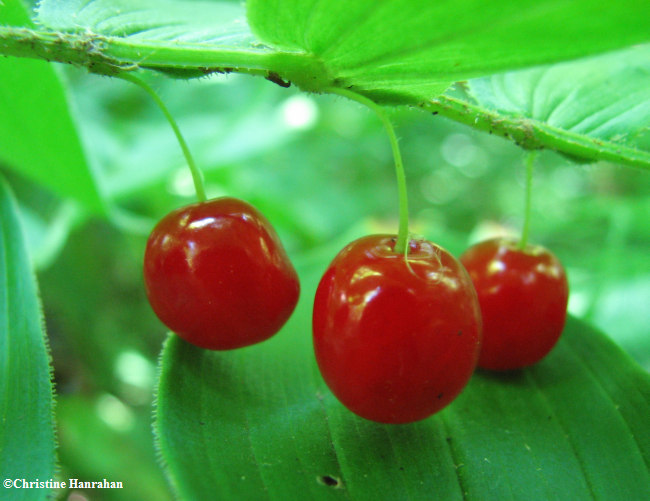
[37,0,254,46]
[462,45,650,167]
[0,176,56,501]
[247,0,650,101]
[0,0,104,212]
[3,0,650,168]
[468,45,650,149]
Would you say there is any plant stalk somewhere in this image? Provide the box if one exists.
[519,151,537,250]
[117,73,207,203]
[326,87,410,254]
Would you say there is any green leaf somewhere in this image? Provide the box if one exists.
[34,0,280,77]
[21,0,650,102]
[155,257,650,500]
[18,0,650,169]
[422,45,650,170]
[247,0,650,102]
[0,175,56,500]
[468,45,650,152]
[38,0,252,44]
[0,0,106,213]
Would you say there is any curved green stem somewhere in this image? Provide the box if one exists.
[117,73,207,202]
[326,87,409,254]
[519,151,537,250]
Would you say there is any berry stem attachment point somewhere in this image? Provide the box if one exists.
[519,151,538,250]
[326,87,410,255]
[117,73,207,203]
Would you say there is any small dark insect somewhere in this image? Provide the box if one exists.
[266,71,291,88]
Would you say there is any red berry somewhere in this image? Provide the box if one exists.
[460,237,568,371]
[313,235,482,424]
[143,197,300,350]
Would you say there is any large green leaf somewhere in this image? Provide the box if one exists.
[247,0,650,102]
[0,175,56,500]
[155,256,650,500]
[420,44,650,170]
[0,0,105,213]
[10,0,646,170]
[24,0,650,102]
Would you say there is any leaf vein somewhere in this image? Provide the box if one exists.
[562,335,650,474]
[524,371,597,500]
[438,413,469,501]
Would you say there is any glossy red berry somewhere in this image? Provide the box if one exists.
[313,235,482,424]
[143,197,300,350]
[460,237,568,371]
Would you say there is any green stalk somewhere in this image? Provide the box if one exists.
[117,73,207,202]
[326,88,410,254]
[519,151,537,250]
[420,96,650,172]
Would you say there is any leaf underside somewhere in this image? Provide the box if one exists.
[34,0,650,101]
[21,0,650,170]
[0,176,56,501]
[246,0,650,102]
[38,0,258,46]
[432,45,650,168]
[155,262,650,501]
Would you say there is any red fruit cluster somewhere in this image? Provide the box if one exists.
[312,234,568,424]
[143,199,568,425]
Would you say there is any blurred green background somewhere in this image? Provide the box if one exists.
[2,68,648,500]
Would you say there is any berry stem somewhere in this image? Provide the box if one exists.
[519,151,537,250]
[326,87,409,254]
[117,73,207,203]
